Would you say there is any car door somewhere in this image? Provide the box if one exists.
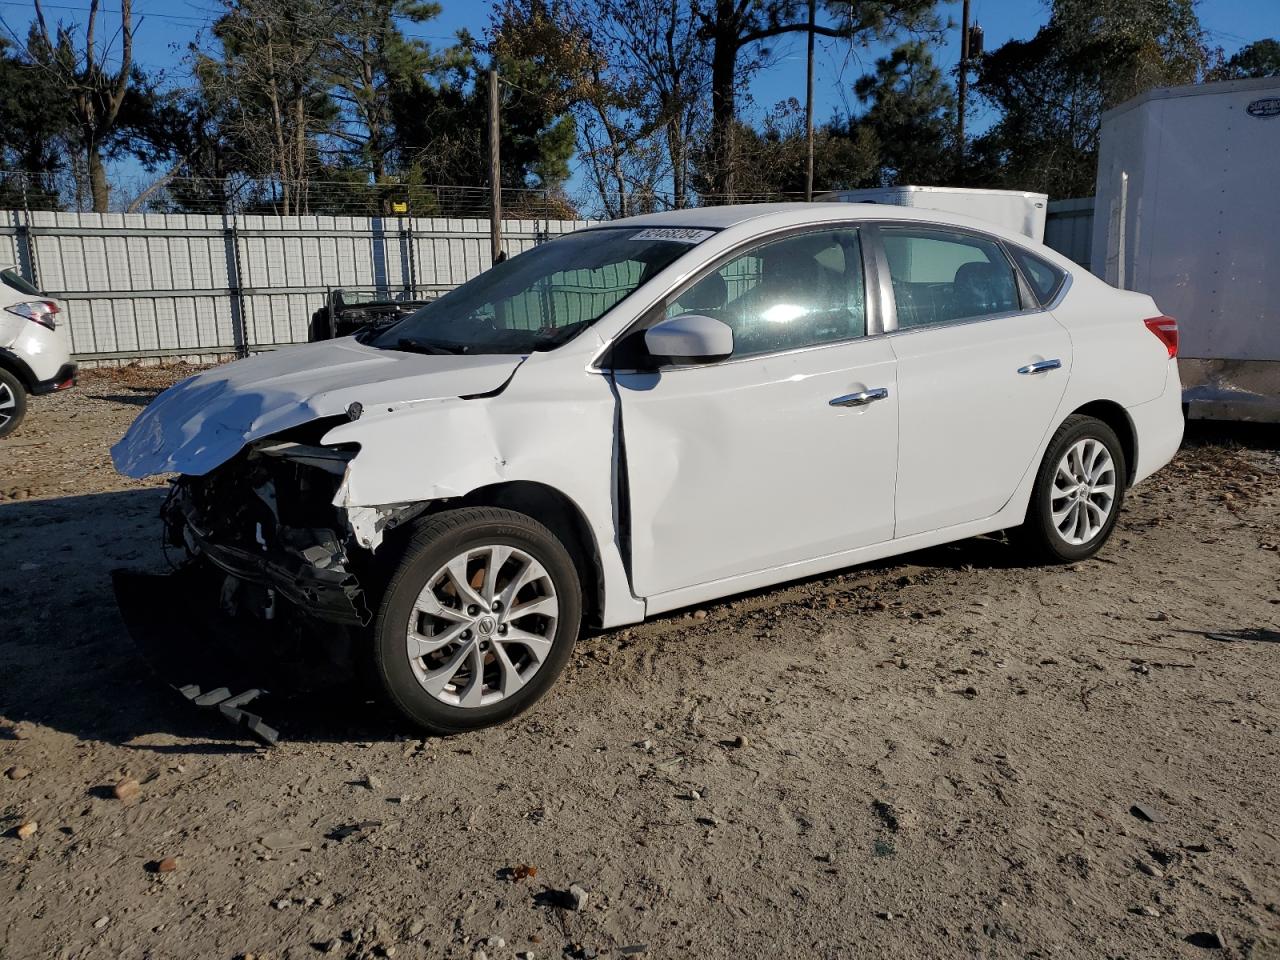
[608,226,899,600]
[877,224,1073,538]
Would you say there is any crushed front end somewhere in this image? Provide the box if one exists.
[163,434,374,626]
[112,431,421,735]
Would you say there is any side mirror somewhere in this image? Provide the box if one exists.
[644,313,734,364]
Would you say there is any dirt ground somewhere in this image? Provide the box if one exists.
[1,367,1278,960]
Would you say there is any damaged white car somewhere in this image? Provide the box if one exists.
[113,204,1185,732]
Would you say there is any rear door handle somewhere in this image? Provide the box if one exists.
[1017,359,1062,375]
[829,387,889,407]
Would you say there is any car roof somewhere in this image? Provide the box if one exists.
[603,203,822,229]
[599,201,1036,242]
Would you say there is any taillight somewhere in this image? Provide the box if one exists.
[1144,315,1178,358]
[5,300,60,330]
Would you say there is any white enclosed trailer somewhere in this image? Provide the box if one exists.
[1093,76,1280,422]
[818,185,1049,242]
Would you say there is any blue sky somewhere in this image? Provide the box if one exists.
[0,0,1275,200]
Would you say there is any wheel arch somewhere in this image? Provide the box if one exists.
[0,348,36,392]
[1068,399,1138,487]
[435,480,606,627]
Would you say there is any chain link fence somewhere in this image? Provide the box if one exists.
[0,169,820,220]
[0,170,577,220]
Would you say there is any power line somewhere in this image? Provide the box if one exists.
[2,2,466,39]
[1203,27,1254,48]
[0,0,212,25]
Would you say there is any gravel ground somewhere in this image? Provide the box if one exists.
[1,366,1278,960]
[0,364,194,503]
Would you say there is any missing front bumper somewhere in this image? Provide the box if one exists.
[188,531,372,626]
[165,474,373,627]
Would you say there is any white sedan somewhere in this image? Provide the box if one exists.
[113,204,1184,732]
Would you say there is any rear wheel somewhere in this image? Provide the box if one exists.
[372,507,582,733]
[1016,414,1126,563]
[0,368,27,439]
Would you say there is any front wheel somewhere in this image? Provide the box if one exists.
[0,367,28,439]
[1016,414,1127,564]
[372,507,582,733]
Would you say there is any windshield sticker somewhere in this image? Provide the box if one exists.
[630,227,715,244]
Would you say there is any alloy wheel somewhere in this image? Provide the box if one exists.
[0,382,15,430]
[1050,438,1116,545]
[406,544,560,708]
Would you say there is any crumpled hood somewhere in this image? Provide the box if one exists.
[111,338,524,477]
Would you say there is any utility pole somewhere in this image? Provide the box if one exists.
[488,68,503,264]
[957,0,970,167]
[804,0,816,201]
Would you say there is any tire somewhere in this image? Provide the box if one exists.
[1016,414,1127,564]
[372,506,582,733]
[0,367,28,439]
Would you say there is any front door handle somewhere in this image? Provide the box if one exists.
[829,387,889,408]
[1017,359,1062,375]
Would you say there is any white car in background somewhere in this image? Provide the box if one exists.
[0,265,77,437]
[112,204,1184,733]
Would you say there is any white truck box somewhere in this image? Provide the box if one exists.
[1093,76,1280,421]
[818,185,1049,241]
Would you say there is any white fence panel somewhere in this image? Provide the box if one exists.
[0,211,21,274]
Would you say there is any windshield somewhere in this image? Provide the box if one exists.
[369,226,713,355]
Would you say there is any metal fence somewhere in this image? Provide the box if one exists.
[1044,197,1095,267]
[0,210,589,362]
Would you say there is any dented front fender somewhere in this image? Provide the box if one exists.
[325,400,512,507]
[319,352,644,627]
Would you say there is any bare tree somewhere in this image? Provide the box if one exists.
[28,0,134,212]
[577,60,666,218]
[591,0,708,209]
[569,10,668,218]
[577,71,644,218]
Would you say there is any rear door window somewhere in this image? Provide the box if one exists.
[880,228,1023,329]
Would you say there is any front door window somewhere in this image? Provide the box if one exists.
[665,228,867,358]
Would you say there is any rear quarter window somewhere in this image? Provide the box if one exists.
[1008,248,1067,305]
